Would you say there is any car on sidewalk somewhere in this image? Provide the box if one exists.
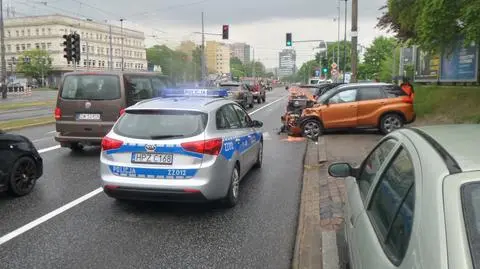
[298,83,415,138]
[100,88,264,207]
[0,130,43,196]
[54,71,175,151]
[328,125,480,269]
[219,82,254,109]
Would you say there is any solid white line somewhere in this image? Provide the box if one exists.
[0,188,103,246]
[0,94,287,245]
[249,96,286,115]
[46,130,56,134]
[38,145,61,153]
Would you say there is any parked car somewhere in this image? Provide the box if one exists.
[242,79,266,103]
[219,82,254,108]
[54,72,175,151]
[299,83,345,99]
[328,125,480,269]
[298,83,415,138]
[0,130,43,196]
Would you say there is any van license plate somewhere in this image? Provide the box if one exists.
[131,153,173,165]
[77,113,101,120]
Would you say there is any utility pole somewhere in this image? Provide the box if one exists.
[1,0,8,99]
[200,12,206,84]
[109,25,113,70]
[343,0,348,83]
[252,48,255,80]
[351,0,358,83]
[337,0,341,65]
[120,18,124,71]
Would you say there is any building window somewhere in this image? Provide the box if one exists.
[36,29,39,35]
[83,60,87,67]
[82,45,86,53]
[15,45,19,52]
[27,44,31,49]
[41,43,46,49]
[35,43,40,49]
[21,30,24,36]
[16,30,19,37]
[47,43,52,49]
[42,28,45,35]
[92,60,96,67]
[7,45,11,52]
[48,28,51,35]
[27,29,31,36]
[7,30,10,37]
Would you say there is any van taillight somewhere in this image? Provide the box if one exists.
[101,136,124,151]
[54,107,61,120]
[181,138,223,156]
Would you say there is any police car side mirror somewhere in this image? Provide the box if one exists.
[251,120,263,128]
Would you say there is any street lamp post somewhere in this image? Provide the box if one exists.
[0,0,7,99]
[343,0,348,83]
[120,18,125,71]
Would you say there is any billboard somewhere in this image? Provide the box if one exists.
[440,40,478,82]
[414,49,440,82]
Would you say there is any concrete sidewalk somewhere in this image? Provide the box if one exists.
[293,132,381,269]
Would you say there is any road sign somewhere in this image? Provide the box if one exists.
[331,69,338,76]
[314,70,320,77]
[331,62,338,69]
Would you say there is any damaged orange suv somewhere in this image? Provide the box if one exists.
[298,83,416,138]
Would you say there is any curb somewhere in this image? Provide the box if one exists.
[1,119,55,131]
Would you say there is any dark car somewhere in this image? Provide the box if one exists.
[0,130,43,196]
[300,83,345,99]
[219,82,254,109]
[243,79,266,103]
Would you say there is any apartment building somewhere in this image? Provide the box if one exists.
[206,41,231,75]
[230,42,250,63]
[1,14,147,84]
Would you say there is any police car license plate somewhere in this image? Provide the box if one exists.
[131,153,173,165]
[77,113,101,120]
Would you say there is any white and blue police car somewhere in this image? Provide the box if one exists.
[100,88,264,207]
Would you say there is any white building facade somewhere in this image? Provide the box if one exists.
[1,15,147,84]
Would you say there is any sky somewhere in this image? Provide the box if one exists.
[8,0,390,68]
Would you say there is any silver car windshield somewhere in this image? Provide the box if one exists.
[114,110,208,140]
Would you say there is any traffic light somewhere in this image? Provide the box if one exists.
[71,33,81,62]
[322,67,328,74]
[222,25,229,40]
[321,57,328,73]
[63,34,72,62]
[286,33,292,46]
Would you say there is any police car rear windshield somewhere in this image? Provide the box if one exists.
[114,110,208,140]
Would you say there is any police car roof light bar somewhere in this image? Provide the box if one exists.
[162,88,228,98]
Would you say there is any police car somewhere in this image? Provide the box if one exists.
[100,88,264,207]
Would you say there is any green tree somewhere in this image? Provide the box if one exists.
[296,60,319,84]
[16,49,52,84]
[362,36,398,79]
[147,45,191,82]
[316,41,352,73]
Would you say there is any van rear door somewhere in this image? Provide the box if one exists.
[56,74,123,140]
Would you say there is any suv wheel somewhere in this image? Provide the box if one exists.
[380,113,404,134]
[302,119,323,139]
[257,97,262,104]
[9,157,38,196]
[262,95,266,103]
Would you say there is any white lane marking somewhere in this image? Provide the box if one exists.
[263,132,272,140]
[249,96,286,115]
[0,94,287,245]
[0,188,103,246]
[46,130,56,134]
[38,145,61,153]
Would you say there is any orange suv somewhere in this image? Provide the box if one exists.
[298,83,415,138]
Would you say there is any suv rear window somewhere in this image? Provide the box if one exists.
[114,110,208,140]
[60,75,121,100]
[384,85,407,98]
[461,182,480,268]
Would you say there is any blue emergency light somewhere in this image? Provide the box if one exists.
[162,88,228,98]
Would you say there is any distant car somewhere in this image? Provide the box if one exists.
[328,125,480,269]
[242,80,266,103]
[0,130,43,196]
[299,83,416,138]
[219,82,254,109]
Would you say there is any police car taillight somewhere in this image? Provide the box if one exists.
[119,108,126,116]
[181,138,223,156]
[101,136,123,151]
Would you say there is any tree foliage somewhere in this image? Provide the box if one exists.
[362,36,398,80]
[146,45,201,82]
[316,41,352,72]
[16,49,53,82]
[377,0,480,52]
[230,57,266,78]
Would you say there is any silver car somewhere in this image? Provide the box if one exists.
[100,89,264,207]
[328,125,480,269]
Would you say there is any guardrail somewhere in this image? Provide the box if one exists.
[6,86,32,96]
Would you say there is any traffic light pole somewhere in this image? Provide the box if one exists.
[0,0,7,99]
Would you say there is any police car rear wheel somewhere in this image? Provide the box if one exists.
[254,143,263,169]
[222,165,240,208]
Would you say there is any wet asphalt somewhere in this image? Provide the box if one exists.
[0,88,307,269]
